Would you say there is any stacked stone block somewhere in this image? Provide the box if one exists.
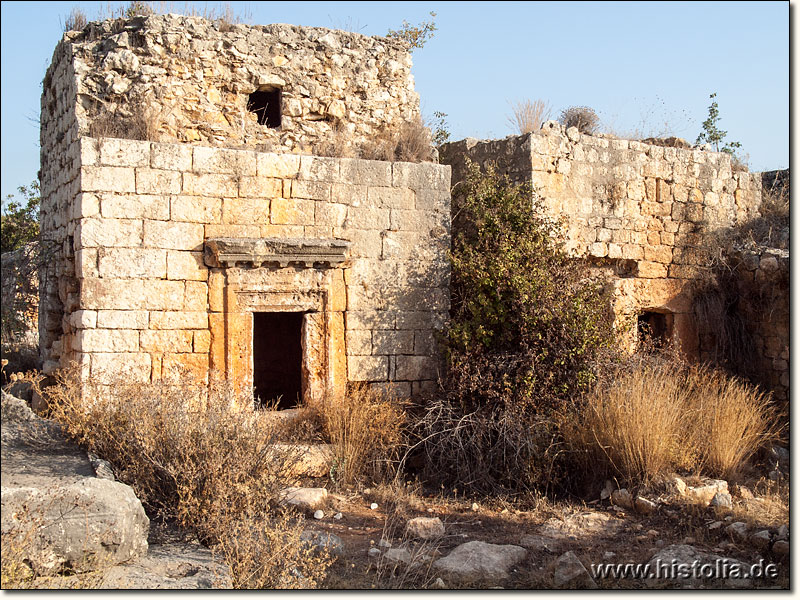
[441,123,762,277]
[440,124,771,368]
[700,248,789,402]
[41,137,450,398]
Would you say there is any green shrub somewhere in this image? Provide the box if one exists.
[419,164,616,495]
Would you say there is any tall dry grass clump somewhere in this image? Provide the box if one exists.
[565,358,696,486]
[40,368,335,588]
[687,365,781,480]
[321,384,405,486]
[565,356,781,486]
[507,99,551,134]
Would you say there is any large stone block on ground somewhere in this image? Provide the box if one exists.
[1,392,149,576]
[433,540,526,583]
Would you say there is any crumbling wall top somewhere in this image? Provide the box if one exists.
[44,14,421,154]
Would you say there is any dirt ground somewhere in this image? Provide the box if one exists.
[289,474,790,590]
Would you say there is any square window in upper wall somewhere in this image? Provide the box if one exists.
[248,88,281,128]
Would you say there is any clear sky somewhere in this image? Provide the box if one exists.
[0,1,789,202]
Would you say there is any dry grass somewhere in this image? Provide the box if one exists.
[42,369,295,535]
[321,384,406,487]
[88,96,164,142]
[507,99,551,135]
[314,122,357,159]
[559,106,600,134]
[687,365,782,480]
[565,356,780,486]
[371,519,442,590]
[565,357,697,486]
[215,510,334,589]
[38,367,335,588]
[360,116,433,163]
[63,8,88,32]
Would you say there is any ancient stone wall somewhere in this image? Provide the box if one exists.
[440,124,765,362]
[40,137,450,399]
[702,248,789,402]
[45,14,420,155]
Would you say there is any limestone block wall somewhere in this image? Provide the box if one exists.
[700,248,789,402]
[38,39,82,371]
[40,137,450,399]
[440,124,763,359]
[44,14,420,154]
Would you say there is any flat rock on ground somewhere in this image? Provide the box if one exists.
[434,541,526,583]
[1,392,149,576]
[553,551,598,589]
[279,487,328,511]
[538,511,626,541]
[405,516,445,540]
[100,541,231,589]
[645,544,754,589]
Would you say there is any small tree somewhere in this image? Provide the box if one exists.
[418,164,617,495]
[429,110,450,146]
[386,12,437,50]
[696,92,742,154]
[1,182,40,253]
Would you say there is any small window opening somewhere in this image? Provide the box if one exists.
[248,88,281,128]
[638,311,673,350]
[253,312,303,409]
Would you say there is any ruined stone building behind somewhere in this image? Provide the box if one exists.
[39,14,450,404]
[441,125,788,401]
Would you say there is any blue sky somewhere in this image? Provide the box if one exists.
[0,1,789,202]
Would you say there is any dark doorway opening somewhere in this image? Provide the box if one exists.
[253,312,303,409]
[638,311,672,350]
[247,88,281,128]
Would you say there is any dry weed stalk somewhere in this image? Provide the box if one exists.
[43,368,295,534]
[507,99,551,135]
[321,384,405,487]
[214,510,334,589]
[371,513,442,589]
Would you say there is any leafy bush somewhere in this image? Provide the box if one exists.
[559,106,600,134]
[1,182,39,253]
[696,92,741,155]
[386,12,437,50]
[419,164,616,495]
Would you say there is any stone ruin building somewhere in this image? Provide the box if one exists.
[38,13,788,407]
[39,14,450,406]
[440,127,789,402]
